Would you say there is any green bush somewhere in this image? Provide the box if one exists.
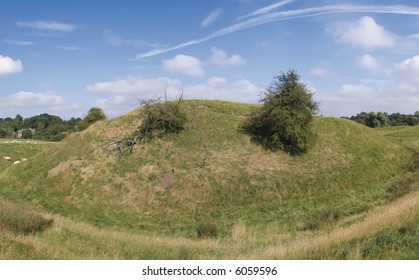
[79,107,107,131]
[239,69,318,154]
[0,200,53,235]
[196,223,218,239]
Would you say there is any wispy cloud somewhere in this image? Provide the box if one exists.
[57,46,91,52]
[104,31,161,48]
[136,4,419,59]
[3,39,35,46]
[16,20,77,32]
[239,0,294,19]
[201,8,223,27]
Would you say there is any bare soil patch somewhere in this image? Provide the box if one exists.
[48,160,84,177]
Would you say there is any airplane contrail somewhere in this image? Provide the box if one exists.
[136,5,419,60]
[238,0,295,20]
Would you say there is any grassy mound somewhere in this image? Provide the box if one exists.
[0,100,411,235]
[0,100,417,259]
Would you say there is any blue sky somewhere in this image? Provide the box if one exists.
[1,0,419,119]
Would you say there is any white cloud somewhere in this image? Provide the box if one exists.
[16,21,77,32]
[0,55,23,76]
[357,54,381,71]
[103,31,160,48]
[184,77,260,102]
[201,8,223,27]
[337,84,374,96]
[86,76,260,117]
[0,91,80,114]
[393,54,419,85]
[310,67,329,78]
[57,46,90,51]
[87,77,182,117]
[3,39,35,46]
[86,76,182,96]
[329,16,395,49]
[162,55,204,76]
[210,47,246,66]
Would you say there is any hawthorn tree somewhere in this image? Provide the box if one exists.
[79,107,107,130]
[240,69,319,154]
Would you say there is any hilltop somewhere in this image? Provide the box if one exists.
[0,100,417,259]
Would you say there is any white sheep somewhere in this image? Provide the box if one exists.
[13,160,20,165]
[3,156,11,161]
[21,158,27,161]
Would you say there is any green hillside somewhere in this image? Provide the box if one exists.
[0,100,417,259]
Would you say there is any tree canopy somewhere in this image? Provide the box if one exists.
[240,69,319,154]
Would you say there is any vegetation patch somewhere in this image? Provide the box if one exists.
[386,174,418,201]
[109,98,186,155]
[408,151,419,172]
[239,70,318,154]
[299,208,342,231]
[0,200,53,235]
[196,223,218,239]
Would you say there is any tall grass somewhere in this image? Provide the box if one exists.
[0,200,53,235]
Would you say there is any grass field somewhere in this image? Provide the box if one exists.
[0,100,418,259]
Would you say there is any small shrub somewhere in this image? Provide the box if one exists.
[386,175,418,201]
[299,208,341,231]
[109,97,187,155]
[0,200,53,235]
[196,223,218,239]
[148,172,158,181]
[137,98,187,141]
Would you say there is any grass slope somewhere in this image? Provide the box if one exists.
[0,100,417,259]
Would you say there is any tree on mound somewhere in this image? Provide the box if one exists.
[239,69,319,154]
[79,107,107,131]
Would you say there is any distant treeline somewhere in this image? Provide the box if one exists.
[0,113,82,141]
[0,107,106,141]
[343,111,419,128]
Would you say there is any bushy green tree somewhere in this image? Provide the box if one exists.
[239,69,319,154]
[79,107,107,130]
[21,128,33,139]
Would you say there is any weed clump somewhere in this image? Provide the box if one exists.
[0,200,53,235]
[196,223,218,239]
[299,208,341,231]
[386,175,418,201]
[108,97,187,156]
